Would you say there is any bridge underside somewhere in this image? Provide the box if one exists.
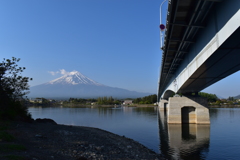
[158,0,240,124]
[158,0,240,98]
[158,0,220,98]
[179,28,240,93]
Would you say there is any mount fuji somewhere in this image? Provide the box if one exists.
[29,71,151,99]
[45,71,104,86]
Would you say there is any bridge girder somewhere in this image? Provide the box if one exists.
[158,0,240,100]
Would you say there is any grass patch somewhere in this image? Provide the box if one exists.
[4,155,26,160]
[0,144,26,152]
[0,131,15,142]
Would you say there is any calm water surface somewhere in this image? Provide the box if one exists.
[29,106,240,160]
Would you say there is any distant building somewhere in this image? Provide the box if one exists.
[29,98,43,103]
[123,100,133,105]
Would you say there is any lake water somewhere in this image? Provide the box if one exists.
[29,106,240,160]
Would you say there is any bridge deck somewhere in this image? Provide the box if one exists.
[158,0,240,98]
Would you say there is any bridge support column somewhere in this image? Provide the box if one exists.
[167,96,210,124]
[159,99,168,110]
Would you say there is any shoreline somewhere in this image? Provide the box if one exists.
[209,105,240,108]
[28,104,157,108]
[1,119,163,160]
[29,104,240,108]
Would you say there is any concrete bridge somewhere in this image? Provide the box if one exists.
[158,0,240,124]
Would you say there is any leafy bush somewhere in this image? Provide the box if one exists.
[0,57,32,121]
[133,94,157,104]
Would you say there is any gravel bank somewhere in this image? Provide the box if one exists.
[1,119,164,160]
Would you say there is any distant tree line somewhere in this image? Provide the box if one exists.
[97,96,121,105]
[198,92,218,102]
[63,97,121,105]
[61,92,239,106]
[196,92,240,105]
[133,94,157,104]
[68,98,97,104]
[227,96,235,101]
[215,99,240,105]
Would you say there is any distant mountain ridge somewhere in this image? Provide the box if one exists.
[216,94,225,99]
[29,71,151,99]
[216,94,240,99]
[234,95,240,99]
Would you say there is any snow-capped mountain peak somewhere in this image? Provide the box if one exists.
[30,70,151,98]
[46,70,103,86]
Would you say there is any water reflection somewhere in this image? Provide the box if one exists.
[29,107,240,159]
[29,106,160,153]
[158,110,210,160]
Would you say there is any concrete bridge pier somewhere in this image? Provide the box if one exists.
[159,99,168,111]
[167,95,210,124]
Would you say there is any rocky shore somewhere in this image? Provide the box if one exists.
[0,119,163,160]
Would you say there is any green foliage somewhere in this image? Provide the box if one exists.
[97,96,120,105]
[41,98,49,104]
[213,98,240,105]
[198,92,218,102]
[0,97,32,120]
[34,97,50,104]
[0,57,32,120]
[215,100,221,105]
[133,94,157,104]
[228,96,235,101]
[63,96,121,105]
[68,98,97,104]
[0,57,32,100]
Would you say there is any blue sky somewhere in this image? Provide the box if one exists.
[0,0,239,98]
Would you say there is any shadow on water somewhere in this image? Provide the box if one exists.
[158,110,210,160]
